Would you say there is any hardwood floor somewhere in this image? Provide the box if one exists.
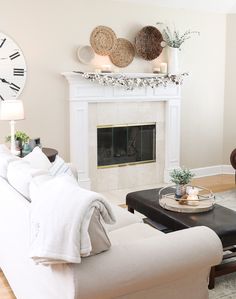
[191,174,235,193]
[0,174,235,299]
[0,271,16,299]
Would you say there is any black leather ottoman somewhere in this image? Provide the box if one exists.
[126,187,236,288]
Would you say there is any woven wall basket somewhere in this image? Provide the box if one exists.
[109,38,135,67]
[135,26,163,61]
[90,25,117,56]
[77,45,95,64]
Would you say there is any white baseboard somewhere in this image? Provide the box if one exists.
[221,165,235,174]
[192,165,235,178]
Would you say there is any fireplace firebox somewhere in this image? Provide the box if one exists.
[97,123,156,167]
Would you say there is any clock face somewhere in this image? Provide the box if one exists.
[0,32,27,101]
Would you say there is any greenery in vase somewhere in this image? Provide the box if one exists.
[169,167,195,185]
[157,23,200,50]
[5,131,30,145]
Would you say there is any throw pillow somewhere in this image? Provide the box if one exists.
[49,155,75,177]
[23,147,52,170]
[7,160,48,200]
[0,145,20,179]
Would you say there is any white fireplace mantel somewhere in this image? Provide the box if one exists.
[62,72,181,190]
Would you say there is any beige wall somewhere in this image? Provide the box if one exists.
[223,14,236,164]
[0,0,226,168]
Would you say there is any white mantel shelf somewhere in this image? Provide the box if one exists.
[62,72,181,190]
[62,72,181,102]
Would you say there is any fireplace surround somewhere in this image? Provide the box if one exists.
[62,72,181,191]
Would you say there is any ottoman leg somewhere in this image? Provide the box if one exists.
[208,267,215,289]
[128,206,134,213]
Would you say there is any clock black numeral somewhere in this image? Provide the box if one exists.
[0,95,4,101]
[13,68,25,76]
[9,51,20,60]
[10,83,20,92]
[0,38,6,48]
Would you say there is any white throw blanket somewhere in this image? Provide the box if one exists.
[29,175,115,265]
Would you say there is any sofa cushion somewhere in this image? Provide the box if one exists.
[23,147,52,170]
[7,160,48,200]
[104,204,143,232]
[109,222,164,246]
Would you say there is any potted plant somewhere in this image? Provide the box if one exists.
[157,23,200,74]
[6,131,30,152]
[169,167,195,198]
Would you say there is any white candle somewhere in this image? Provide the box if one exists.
[187,195,200,206]
[160,62,167,74]
[94,68,101,73]
[187,187,199,205]
[101,64,112,72]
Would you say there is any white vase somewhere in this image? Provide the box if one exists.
[167,47,179,75]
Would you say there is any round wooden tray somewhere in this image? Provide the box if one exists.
[159,196,215,213]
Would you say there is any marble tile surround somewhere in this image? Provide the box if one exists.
[88,101,165,192]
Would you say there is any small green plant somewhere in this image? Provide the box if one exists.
[157,23,200,49]
[5,131,30,145]
[170,167,195,185]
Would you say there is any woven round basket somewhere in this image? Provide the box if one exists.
[109,38,135,67]
[134,26,163,61]
[90,25,117,56]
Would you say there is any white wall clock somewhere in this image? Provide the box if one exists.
[0,32,27,101]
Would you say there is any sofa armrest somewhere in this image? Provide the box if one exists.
[75,226,223,299]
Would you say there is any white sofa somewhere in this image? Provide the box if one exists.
[0,174,223,299]
[0,144,223,299]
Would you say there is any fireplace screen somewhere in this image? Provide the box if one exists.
[97,123,156,167]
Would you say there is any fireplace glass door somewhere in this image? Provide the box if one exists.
[97,123,156,167]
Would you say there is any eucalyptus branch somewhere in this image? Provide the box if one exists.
[157,23,200,49]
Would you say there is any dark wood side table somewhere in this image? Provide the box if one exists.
[230,148,236,184]
[42,147,58,162]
